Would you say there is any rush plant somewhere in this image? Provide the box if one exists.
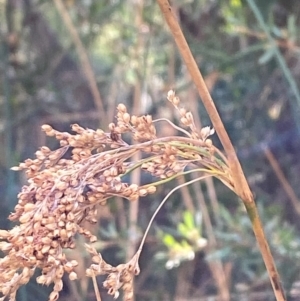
[0,91,231,301]
[0,1,287,301]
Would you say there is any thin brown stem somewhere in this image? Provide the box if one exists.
[264,147,300,215]
[126,3,144,300]
[53,0,106,125]
[92,272,102,301]
[192,180,230,301]
[156,1,286,300]
[177,175,195,212]
[138,175,212,253]
[180,74,227,298]
[156,0,248,199]
[186,75,220,218]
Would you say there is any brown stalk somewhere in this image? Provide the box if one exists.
[53,0,106,125]
[192,180,230,301]
[156,1,248,199]
[177,175,195,212]
[126,3,144,301]
[92,272,102,301]
[264,147,300,215]
[156,1,286,300]
[167,6,196,216]
[167,10,227,295]
[127,0,144,255]
[174,263,192,301]
[187,76,221,218]
[183,37,228,300]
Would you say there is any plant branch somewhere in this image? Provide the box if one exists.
[91,272,102,301]
[138,174,212,253]
[156,1,286,300]
[192,179,229,300]
[53,0,106,125]
[264,147,300,215]
[156,0,249,200]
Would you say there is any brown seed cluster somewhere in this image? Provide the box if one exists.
[110,103,157,142]
[0,117,157,300]
[0,94,224,301]
[167,90,215,143]
[86,244,140,301]
[141,144,188,179]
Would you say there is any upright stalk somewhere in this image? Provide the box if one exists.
[264,147,300,215]
[156,1,286,300]
[53,0,106,126]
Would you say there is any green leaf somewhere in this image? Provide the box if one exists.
[181,240,191,248]
[178,223,188,236]
[230,0,242,8]
[162,234,176,247]
[258,46,275,65]
[271,26,283,39]
[287,15,297,42]
[182,211,195,230]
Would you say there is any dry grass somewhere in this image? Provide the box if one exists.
[0,91,232,301]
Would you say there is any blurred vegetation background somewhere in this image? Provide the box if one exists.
[1,0,300,300]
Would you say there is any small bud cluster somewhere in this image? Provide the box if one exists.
[141,144,188,179]
[110,103,157,142]
[86,244,140,301]
[0,94,223,301]
[167,90,215,143]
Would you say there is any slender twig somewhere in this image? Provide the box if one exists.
[156,1,286,300]
[264,147,300,215]
[126,4,145,301]
[53,0,106,125]
[153,118,192,137]
[91,272,102,301]
[192,179,230,301]
[187,77,220,217]
[3,3,15,213]
[177,175,195,212]
[186,77,229,298]
[156,1,250,199]
[138,175,212,252]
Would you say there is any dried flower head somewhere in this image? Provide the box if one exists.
[0,92,232,301]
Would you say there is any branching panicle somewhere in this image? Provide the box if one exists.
[0,92,226,301]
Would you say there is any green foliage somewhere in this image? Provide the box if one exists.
[157,211,207,269]
[212,203,300,293]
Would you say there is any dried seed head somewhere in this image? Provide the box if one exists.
[54,279,63,291]
[69,271,77,281]
[205,139,213,147]
[146,186,156,194]
[2,94,225,301]
[138,189,148,197]
[167,90,175,101]
[0,229,9,238]
[49,291,59,301]
[41,124,53,132]
[36,275,47,285]
[123,113,131,123]
[117,103,127,112]
[200,126,215,141]
[109,123,115,131]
